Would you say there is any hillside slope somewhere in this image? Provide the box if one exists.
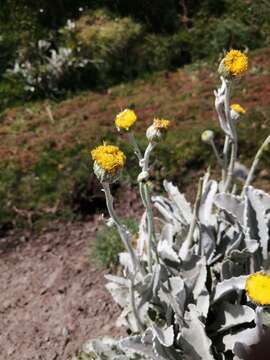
[1,48,270,230]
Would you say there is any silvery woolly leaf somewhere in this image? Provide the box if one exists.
[120,332,161,360]
[158,277,186,323]
[137,268,161,309]
[119,252,134,273]
[137,211,148,256]
[152,324,174,347]
[105,282,129,308]
[153,196,183,232]
[221,258,245,280]
[180,304,215,360]
[196,288,210,319]
[199,225,216,263]
[160,223,175,247]
[214,193,244,225]
[163,180,193,224]
[82,336,144,360]
[209,302,255,333]
[199,180,218,226]
[181,257,207,300]
[223,326,260,356]
[117,303,148,333]
[245,186,269,260]
[153,339,182,360]
[215,86,231,137]
[104,274,130,287]
[213,275,248,303]
[158,240,180,264]
[225,230,243,257]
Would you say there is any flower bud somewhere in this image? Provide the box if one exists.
[146,118,170,142]
[230,103,246,121]
[201,130,215,144]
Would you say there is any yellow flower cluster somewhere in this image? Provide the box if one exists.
[153,119,170,130]
[224,50,248,77]
[230,103,246,114]
[91,145,126,174]
[246,272,270,306]
[115,109,137,130]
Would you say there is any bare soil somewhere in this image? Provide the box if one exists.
[0,218,126,359]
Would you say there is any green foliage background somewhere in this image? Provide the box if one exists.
[1,0,270,100]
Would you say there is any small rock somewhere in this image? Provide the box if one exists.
[62,327,70,337]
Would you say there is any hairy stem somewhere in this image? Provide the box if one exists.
[139,142,159,272]
[102,182,145,275]
[222,135,230,183]
[242,134,270,195]
[179,177,203,260]
[223,80,238,193]
[129,277,144,332]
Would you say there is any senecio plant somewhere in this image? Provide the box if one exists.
[80,50,270,360]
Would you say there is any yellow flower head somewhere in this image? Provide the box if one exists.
[153,119,170,130]
[230,104,246,114]
[246,272,270,306]
[91,145,126,174]
[223,50,248,77]
[115,109,137,130]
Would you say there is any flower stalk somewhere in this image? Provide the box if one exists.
[242,134,270,194]
[102,181,145,276]
[179,177,203,260]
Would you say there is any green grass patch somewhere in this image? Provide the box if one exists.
[91,218,138,268]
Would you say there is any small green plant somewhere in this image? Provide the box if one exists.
[92,218,138,268]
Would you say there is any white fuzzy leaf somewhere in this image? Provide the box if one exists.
[223,326,260,354]
[199,180,218,226]
[213,275,248,302]
[245,186,269,260]
[158,240,180,263]
[209,302,255,333]
[180,305,215,360]
[214,193,244,224]
[152,324,174,347]
[137,211,148,256]
[196,288,210,319]
[120,333,161,360]
[163,180,193,223]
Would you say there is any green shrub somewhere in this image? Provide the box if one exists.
[92,218,139,267]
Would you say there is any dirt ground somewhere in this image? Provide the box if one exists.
[0,218,126,360]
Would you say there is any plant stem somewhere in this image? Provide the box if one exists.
[140,142,159,272]
[128,133,159,272]
[102,182,145,275]
[129,276,144,332]
[223,80,238,193]
[242,134,270,195]
[222,135,230,183]
[179,177,203,260]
